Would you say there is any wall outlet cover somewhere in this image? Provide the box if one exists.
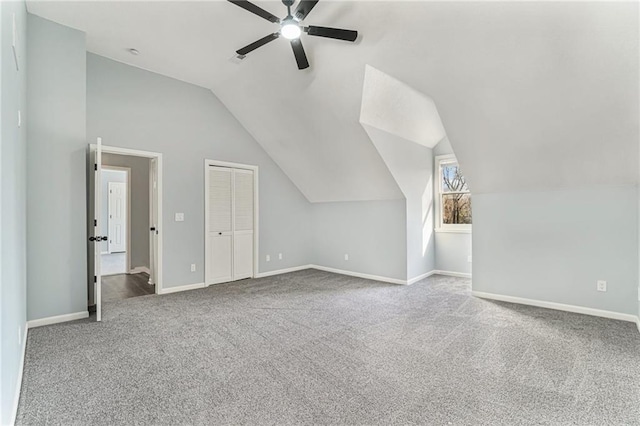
[266,255,270,262]
[597,280,607,292]
[190,264,196,272]
[174,213,184,222]
[344,254,349,261]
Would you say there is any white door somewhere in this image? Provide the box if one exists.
[91,138,104,321]
[208,167,233,284]
[206,166,254,285]
[149,158,158,285]
[233,169,254,280]
[108,182,127,253]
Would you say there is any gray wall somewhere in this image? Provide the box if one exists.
[433,137,472,275]
[312,200,407,281]
[435,233,472,275]
[1,1,27,423]
[362,124,436,280]
[26,14,86,320]
[473,186,638,315]
[87,53,313,289]
[102,153,150,269]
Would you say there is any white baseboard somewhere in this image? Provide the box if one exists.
[27,311,89,329]
[433,270,472,279]
[255,265,313,278]
[159,282,205,295]
[407,270,437,285]
[10,323,27,426]
[309,264,406,285]
[472,290,639,323]
[129,266,151,275]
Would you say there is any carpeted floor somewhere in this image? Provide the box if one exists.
[16,270,640,425]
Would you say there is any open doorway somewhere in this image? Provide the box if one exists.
[101,166,130,276]
[100,155,154,302]
[88,143,163,320]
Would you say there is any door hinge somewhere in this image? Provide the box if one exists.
[94,164,97,171]
[94,219,97,226]
[94,275,97,283]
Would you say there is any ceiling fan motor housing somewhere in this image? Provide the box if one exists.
[229,0,358,70]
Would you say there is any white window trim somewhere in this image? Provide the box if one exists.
[435,154,472,234]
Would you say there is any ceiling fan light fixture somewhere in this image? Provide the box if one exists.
[280,19,301,39]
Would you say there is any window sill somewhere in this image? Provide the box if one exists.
[435,228,472,234]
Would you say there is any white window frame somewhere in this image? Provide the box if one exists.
[435,154,472,234]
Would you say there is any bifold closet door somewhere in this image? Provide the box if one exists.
[233,169,254,280]
[207,166,254,285]
[208,167,233,283]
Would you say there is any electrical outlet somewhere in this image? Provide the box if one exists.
[467,255,472,263]
[174,213,184,222]
[597,280,607,292]
[190,264,196,272]
[344,254,349,261]
[278,253,282,260]
[266,255,270,262]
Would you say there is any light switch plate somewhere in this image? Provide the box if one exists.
[174,213,184,222]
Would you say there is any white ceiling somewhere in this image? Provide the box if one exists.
[28,1,639,199]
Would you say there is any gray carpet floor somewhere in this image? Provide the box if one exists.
[16,270,640,425]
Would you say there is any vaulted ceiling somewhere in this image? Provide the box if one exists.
[28,1,639,201]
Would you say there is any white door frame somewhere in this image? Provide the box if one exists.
[204,159,259,285]
[91,144,164,294]
[102,166,131,273]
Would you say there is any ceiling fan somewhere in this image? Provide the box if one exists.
[228,0,358,70]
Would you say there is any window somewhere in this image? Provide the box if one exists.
[435,155,471,232]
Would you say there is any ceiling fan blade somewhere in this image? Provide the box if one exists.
[290,39,309,70]
[227,0,280,23]
[294,0,319,20]
[236,33,280,56]
[305,25,357,42]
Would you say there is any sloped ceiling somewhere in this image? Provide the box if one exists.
[28,1,639,199]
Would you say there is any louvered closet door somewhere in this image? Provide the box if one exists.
[208,167,233,284]
[233,169,254,280]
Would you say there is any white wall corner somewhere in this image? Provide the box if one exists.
[10,323,28,426]
[129,266,151,275]
[159,282,206,295]
[407,270,437,285]
[27,311,89,329]
[309,264,406,285]
[434,270,472,279]
[472,291,638,324]
[255,265,312,278]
